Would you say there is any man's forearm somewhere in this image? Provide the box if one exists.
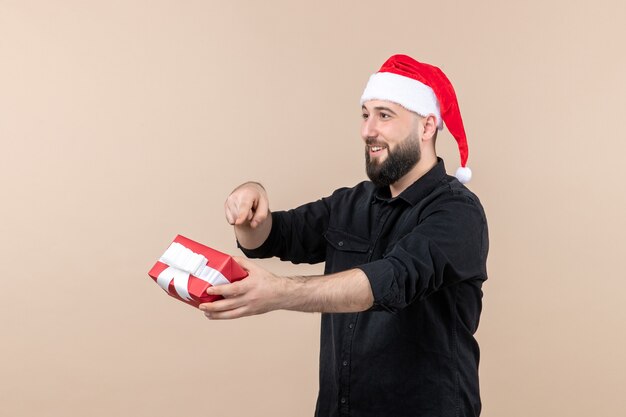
[201,259,375,319]
[280,268,374,313]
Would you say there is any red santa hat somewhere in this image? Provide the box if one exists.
[360,54,472,183]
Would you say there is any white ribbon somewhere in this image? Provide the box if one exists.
[156,242,230,301]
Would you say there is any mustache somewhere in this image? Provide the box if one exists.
[365,138,387,147]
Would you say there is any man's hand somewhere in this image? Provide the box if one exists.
[225,182,272,250]
[199,256,288,320]
[224,182,269,229]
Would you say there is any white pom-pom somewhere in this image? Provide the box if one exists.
[455,166,472,184]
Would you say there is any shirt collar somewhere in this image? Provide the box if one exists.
[374,158,448,206]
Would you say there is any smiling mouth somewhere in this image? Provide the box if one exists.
[368,145,387,154]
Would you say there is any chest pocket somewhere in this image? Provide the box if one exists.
[323,228,371,274]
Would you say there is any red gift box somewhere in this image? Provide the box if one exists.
[148,235,248,308]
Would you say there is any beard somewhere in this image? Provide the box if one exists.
[365,132,421,187]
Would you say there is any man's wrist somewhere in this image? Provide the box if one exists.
[234,210,273,250]
[275,270,373,313]
[278,275,307,311]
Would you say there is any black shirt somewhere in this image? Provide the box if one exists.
[241,159,489,417]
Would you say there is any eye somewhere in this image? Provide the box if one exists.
[380,112,391,119]
[361,113,369,120]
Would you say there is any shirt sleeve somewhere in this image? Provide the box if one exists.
[239,196,332,265]
[357,192,488,311]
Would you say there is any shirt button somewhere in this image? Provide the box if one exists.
[348,323,354,329]
[340,397,347,404]
[342,360,348,366]
[338,241,344,247]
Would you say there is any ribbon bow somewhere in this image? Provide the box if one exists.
[156,242,230,301]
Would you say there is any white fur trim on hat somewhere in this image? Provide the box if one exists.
[360,72,443,129]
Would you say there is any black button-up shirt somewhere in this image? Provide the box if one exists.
[241,159,489,417]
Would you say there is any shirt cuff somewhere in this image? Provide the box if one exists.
[357,259,400,311]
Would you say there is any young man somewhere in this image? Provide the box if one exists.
[200,54,489,417]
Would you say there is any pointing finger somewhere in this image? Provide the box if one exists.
[234,200,254,225]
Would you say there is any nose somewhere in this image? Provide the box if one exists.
[361,116,378,140]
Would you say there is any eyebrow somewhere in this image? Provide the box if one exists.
[362,105,398,115]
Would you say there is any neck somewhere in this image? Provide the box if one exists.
[389,155,438,198]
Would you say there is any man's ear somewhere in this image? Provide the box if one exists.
[421,115,438,141]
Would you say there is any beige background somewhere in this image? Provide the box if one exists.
[1,0,625,416]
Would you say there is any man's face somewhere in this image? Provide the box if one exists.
[361,100,422,187]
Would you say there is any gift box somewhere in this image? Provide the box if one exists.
[148,235,248,308]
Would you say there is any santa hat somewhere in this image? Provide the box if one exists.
[360,54,472,183]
